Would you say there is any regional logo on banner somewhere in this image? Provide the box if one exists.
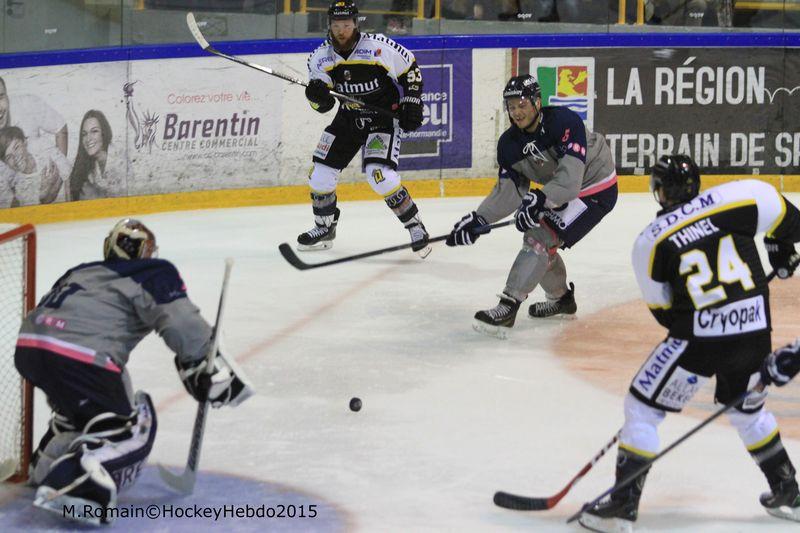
[398,49,472,170]
[528,57,595,131]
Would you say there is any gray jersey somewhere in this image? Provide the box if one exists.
[477,106,616,223]
[17,258,211,372]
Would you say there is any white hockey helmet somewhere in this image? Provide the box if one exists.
[103,218,157,260]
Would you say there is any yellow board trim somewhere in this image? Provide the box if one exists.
[2,175,799,226]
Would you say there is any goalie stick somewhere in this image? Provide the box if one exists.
[185,12,396,120]
[278,219,514,271]
[493,431,620,511]
[157,258,234,494]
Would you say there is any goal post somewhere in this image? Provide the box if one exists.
[0,224,35,482]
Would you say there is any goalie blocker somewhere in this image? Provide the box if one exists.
[13,219,252,525]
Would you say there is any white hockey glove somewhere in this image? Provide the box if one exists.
[761,339,800,387]
[175,352,254,408]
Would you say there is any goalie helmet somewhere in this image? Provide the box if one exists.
[650,154,701,209]
[328,0,359,24]
[103,218,158,260]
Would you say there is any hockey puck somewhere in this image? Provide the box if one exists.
[349,397,362,412]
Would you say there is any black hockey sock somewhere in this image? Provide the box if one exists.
[614,448,651,504]
[751,433,798,489]
[384,186,418,224]
[311,192,337,219]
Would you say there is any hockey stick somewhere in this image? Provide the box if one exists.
[493,431,620,511]
[0,459,17,482]
[157,257,234,495]
[566,382,764,524]
[185,13,395,120]
[278,219,514,271]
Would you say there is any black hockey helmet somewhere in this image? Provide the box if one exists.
[503,75,542,103]
[328,0,359,24]
[650,154,701,208]
[103,218,158,260]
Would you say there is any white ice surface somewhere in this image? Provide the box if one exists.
[6,193,800,531]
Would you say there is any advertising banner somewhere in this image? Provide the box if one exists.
[399,49,472,171]
[516,48,800,174]
[0,57,283,208]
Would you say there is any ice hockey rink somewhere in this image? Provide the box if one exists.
[1,193,799,532]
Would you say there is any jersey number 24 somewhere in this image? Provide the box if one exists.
[679,235,755,309]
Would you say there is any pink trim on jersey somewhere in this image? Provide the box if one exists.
[578,172,618,198]
[16,333,121,374]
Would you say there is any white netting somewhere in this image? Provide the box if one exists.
[0,225,32,480]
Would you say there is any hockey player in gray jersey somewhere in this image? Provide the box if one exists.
[299,0,430,258]
[578,155,800,532]
[14,219,252,525]
[446,74,618,338]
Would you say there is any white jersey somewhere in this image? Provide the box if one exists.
[307,32,421,116]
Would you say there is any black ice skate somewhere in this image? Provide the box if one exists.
[528,282,577,318]
[760,478,800,522]
[297,208,340,251]
[578,496,637,533]
[473,293,521,339]
[405,218,431,259]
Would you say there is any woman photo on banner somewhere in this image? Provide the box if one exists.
[68,110,127,201]
[0,126,69,208]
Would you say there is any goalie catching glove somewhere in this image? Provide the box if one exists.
[175,352,254,407]
[761,339,800,387]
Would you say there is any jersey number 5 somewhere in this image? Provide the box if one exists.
[679,235,755,309]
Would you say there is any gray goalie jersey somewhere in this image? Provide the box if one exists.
[307,32,422,117]
[17,258,212,372]
[632,179,800,341]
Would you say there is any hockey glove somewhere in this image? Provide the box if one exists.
[515,189,547,232]
[446,211,488,246]
[305,79,335,112]
[398,96,424,132]
[761,339,800,387]
[175,353,254,408]
[764,237,799,279]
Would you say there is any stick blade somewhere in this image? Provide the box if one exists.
[278,243,312,271]
[186,12,211,50]
[493,491,552,511]
[157,463,196,495]
[0,459,18,482]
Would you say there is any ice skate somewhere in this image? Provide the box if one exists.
[528,282,577,318]
[472,293,520,339]
[578,497,636,533]
[760,479,800,522]
[297,208,340,251]
[406,218,431,259]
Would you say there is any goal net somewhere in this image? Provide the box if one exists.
[0,224,35,482]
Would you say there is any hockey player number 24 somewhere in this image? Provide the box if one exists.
[679,236,755,309]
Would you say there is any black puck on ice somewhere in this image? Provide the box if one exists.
[349,397,362,412]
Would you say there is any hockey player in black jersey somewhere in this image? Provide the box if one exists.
[446,75,618,338]
[14,219,252,525]
[578,155,800,532]
[299,0,430,258]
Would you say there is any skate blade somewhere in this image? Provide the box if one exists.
[766,505,800,522]
[578,513,633,533]
[415,244,432,259]
[527,312,577,320]
[296,241,334,252]
[472,320,510,339]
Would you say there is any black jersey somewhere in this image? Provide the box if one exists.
[633,179,800,341]
[307,32,422,121]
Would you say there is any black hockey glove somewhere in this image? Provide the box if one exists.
[516,189,547,232]
[398,96,424,132]
[761,339,800,387]
[446,211,488,246]
[175,353,253,408]
[305,79,335,112]
[764,237,799,279]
